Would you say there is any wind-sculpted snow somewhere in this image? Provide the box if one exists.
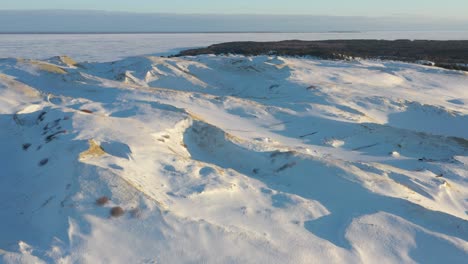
[0,54,467,263]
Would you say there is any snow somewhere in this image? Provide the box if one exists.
[0,53,467,263]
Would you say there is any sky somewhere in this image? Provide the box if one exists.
[1,10,467,33]
[1,0,468,19]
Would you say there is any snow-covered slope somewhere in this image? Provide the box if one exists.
[0,55,467,263]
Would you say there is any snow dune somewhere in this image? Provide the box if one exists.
[0,54,467,263]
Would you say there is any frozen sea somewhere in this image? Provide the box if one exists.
[1,31,468,62]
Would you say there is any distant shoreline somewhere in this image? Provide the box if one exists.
[178,40,468,71]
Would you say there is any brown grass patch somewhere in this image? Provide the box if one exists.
[79,139,106,159]
[80,109,93,114]
[58,56,78,66]
[96,196,110,206]
[19,59,68,74]
[110,206,125,217]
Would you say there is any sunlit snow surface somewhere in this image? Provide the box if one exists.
[0,54,467,263]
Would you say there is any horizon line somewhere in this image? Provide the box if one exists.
[0,9,467,20]
[3,30,468,35]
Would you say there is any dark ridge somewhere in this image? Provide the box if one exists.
[177,40,468,71]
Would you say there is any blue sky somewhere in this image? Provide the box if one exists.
[1,0,468,18]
